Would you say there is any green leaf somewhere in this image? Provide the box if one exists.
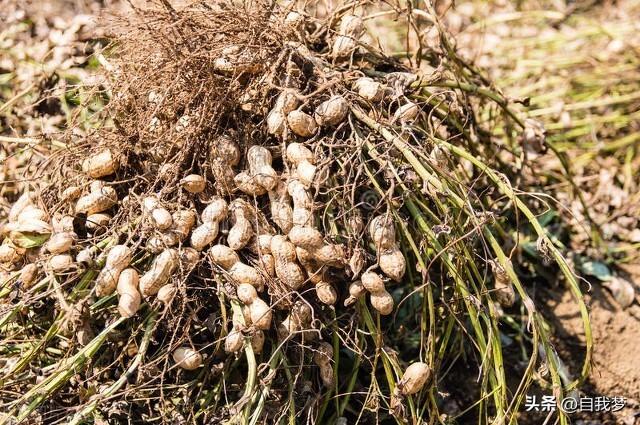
[580,260,612,281]
[9,231,50,249]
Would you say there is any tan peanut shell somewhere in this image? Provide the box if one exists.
[393,101,419,124]
[0,244,19,264]
[313,341,334,386]
[288,226,323,249]
[172,210,197,241]
[139,249,179,296]
[379,248,406,282]
[267,109,286,136]
[172,347,203,370]
[251,330,265,354]
[316,281,337,305]
[361,271,385,293]
[237,283,257,304]
[19,263,39,288]
[142,196,159,213]
[82,149,119,178]
[117,268,141,318]
[181,174,206,193]
[247,146,277,190]
[332,35,357,59]
[370,290,394,315]
[235,172,268,196]
[62,186,82,201]
[229,262,264,288]
[209,245,240,270]
[202,198,228,222]
[52,214,75,233]
[339,15,364,37]
[315,96,348,127]
[270,235,305,289]
[49,254,74,272]
[287,110,318,138]
[369,215,396,249]
[86,213,111,233]
[275,89,300,114]
[259,253,276,277]
[211,134,240,166]
[45,232,75,254]
[344,280,365,306]
[157,284,177,305]
[312,244,345,268]
[399,362,431,395]
[75,186,117,215]
[151,208,173,231]
[228,207,253,251]
[9,192,35,222]
[18,206,48,223]
[90,180,106,193]
[286,143,315,165]
[354,77,384,102]
[269,181,293,233]
[225,328,243,353]
[190,222,219,251]
[95,245,132,297]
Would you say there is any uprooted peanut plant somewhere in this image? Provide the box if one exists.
[0,1,593,424]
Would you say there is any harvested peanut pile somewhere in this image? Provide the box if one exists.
[0,1,595,424]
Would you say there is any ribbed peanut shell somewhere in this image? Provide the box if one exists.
[181,174,206,193]
[286,143,315,165]
[287,110,318,138]
[379,248,406,282]
[393,101,419,124]
[361,271,385,293]
[18,206,48,223]
[75,187,117,215]
[288,226,323,249]
[234,172,267,196]
[19,263,39,288]
[95,245,132,297]
[9,192,35,222]
[172,347,203,370]
[251,330,265,354]
[139,249,179,296]
[399,362,431,395]
[249,298,272,330]
[339,15,364,37]
[201,198,228,222]
[209,245,239,270]
[228,217,253,251]
[229,262,264,288]
[157,284,177,305]
[0,244,19,264]
[370,290,394,315]
[117,268,141,318]
[45,232,75,254]
[224,329,243,353]
[82,149,119,178]
[316,281,337,305]
[190,222,219,251]
[312,244,345,268]
[86,213,111,233]
[247,146,277,190]
[332,35,357,59]
[314,96,348,127]
[172,210,197,241]
[354,77,384,102]
[368,215,396,250]
[49,254,74,272]
[151,208,172,231]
